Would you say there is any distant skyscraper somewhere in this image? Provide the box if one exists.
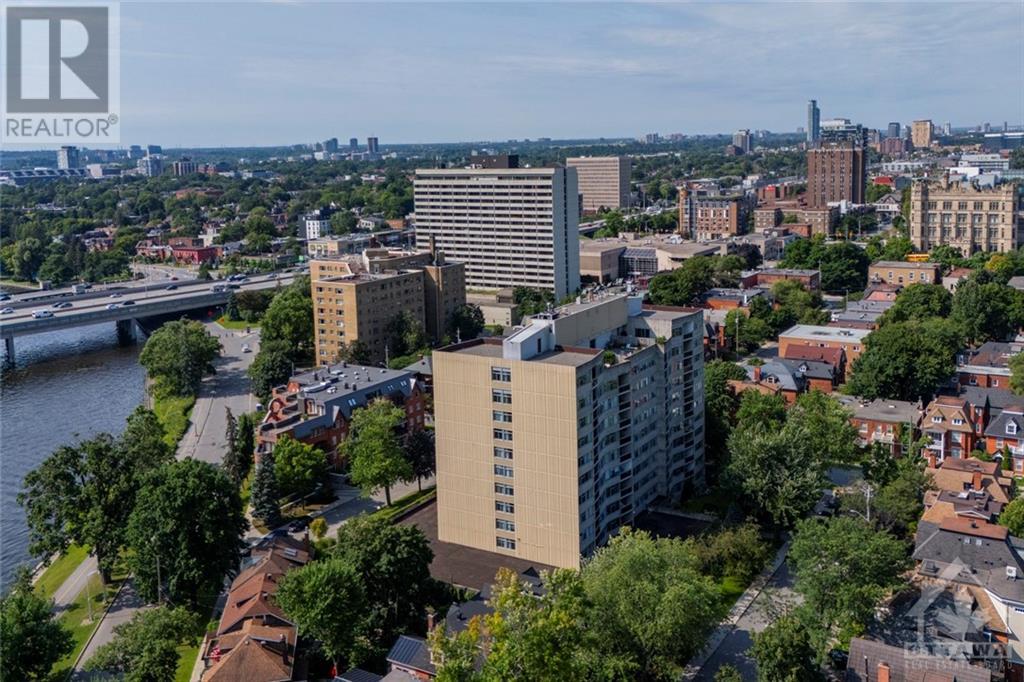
[911,120,934,149]
[566,156,631,212]
[367,137,379,154]
[349,137,358,151]
[324,137,338,153]
[137,155,163,177]
[146,144,162,155]
[732,129,752,153]
[819,118,865,145]
[128,144,143,159]
[807,100,820,144]
[983,122,991,133]
[887,122,901,139]
[57,146,80,169]
[942,122,952,137]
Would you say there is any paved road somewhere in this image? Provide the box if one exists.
[73,579,150,677]
[693,560,800,681]
[177,321,261,464]
[50,555,99,615]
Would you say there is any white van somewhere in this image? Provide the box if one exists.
[31,310,53,319]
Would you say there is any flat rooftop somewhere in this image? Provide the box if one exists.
[440,338,599,367]
[779,324,871,342]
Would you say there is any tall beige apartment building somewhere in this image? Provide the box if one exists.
[432,294,705,568]
[311,249,465,364]
[911,119,934,149]
[909,178,1023,254]
[413,167,581,300]
[566,156,631,213]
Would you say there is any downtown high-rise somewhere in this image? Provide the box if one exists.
[807,99,821,144]
[413,165,581,299]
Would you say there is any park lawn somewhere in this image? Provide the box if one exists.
[34,544,89,600]
[215,315,259,331]
[47,572,115,681]
[153,394,196,448]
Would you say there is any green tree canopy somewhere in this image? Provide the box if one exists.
[780,235,870,293]
[581,528,724,680]
[951,278,1024,344]
[385,309,427,358]
[787,391,859,465]
[647,255,744,307]
[275,556,367,666]
[126,458,246,605]
[0,576,74,681]
[85,606,202,682]
[788,516,910,636]
[847,318,963,401]
[273,434,327,497]
[735,391,788,431]
[404,428,436,490]
[880,282,952,325]
[448,303,485,342]
[260,278,314,363]
[752,610,823,682]
[703,361,748,483]
[248,338,295,402]
[251,451,283,528]
[139,319,221,398]
[999,498,1024,537]
[344,399,413,505]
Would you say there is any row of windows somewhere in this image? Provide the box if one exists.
[494,428,513,441]
[491,367,511,382]
[494,447,513,460]
[494,464,514,478]
[493,410,512,423]
[495,500,514,513]
[496,537,516,550]
[496,519,515,532]
[492,389,512,404]
[495,483,514,496]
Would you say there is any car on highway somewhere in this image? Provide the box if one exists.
[165,284,178,290]
[105,303,120,310]
[241,344,251,353]
[31,310,54,319]
[121,300,136,306]
[227,283,241,290]
[0,293,11,301]
[0,307,14,315]
[52,301,73,309]
[110,292,123,298]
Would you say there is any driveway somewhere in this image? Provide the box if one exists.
[693,560,800,680]
[177,321,260,464]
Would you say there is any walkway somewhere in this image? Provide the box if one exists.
[71,578,150,677]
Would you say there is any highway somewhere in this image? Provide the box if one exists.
[0,272,301,362]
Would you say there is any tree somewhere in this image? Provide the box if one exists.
[221,407,249,485]
[273,435,327,497]
[727,424,825,528]
[139,319,221,398]
[1011,353,1024,395]
[448,303,485,342]
[248,339,294,402]
[310,517,327,540]
[788,516,910,635]
[647,256,744,307]
[786,391,859,465]
[19,433,158,582]
[735,391,788,430]
[952,278,1024,344]
[404,429,436,491]
[752,611,822,682]
[119,405,173,466]
[691,523,771,584]
[929,244,967,272]
[333,515,434,659]
[780,235,869,293]
[126,459,246,605]
[429,617,485,682]
[260,280,314,363]
[0,577,74,681]
[251,451,283,527]
[582,529,723,681]
[344,399,414,505]
[704,361,747,482]
[767,280,828,331]
[385,310,427,358]
[225,292,241,321]
[236,412,257,466]
[881,283,952,324]
[714,664,744,682]
[848,319,963,401]
[999,498,1024,537]
[873,456,933,534]
[275,556,366,666]
[339,339,373,365]
[513,287,556,316]
[85,606,201,682]
[724,309,771,354]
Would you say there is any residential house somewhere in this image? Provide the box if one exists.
[740,268,820,291]
[846,631,994,682]
[777,325,870,380]
[862,282,902,302]
[385,636,435,681]
[257,364,426,466]
[702,287,769,311]
[779,344,846,380]
[730,358,837,403]
[944,266,975,293]
[985,405,1024,475]
[922,487,1005,525]
[922,396,980,462]
[867,260,941,286]
[871,192,903,222]
[841,397,921,454]
[958,341,1022,390]
[925,457,1012,506]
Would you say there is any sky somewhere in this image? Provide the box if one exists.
[112,1,1024,147]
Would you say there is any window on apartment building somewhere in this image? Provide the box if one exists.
[495,483,514,496]
[494,447,513,460]
[491,367,511,382]
[496,537,516,550]
[494,464,514,478]
[494,428,513,441]
[495,500,515,513]
[493,410,512,423]
[492,389,512,404]
[496,519,516,532]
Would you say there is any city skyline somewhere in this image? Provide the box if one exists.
[105,2,1022,147]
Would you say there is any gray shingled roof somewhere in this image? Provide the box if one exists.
[914,521,1024,603]
[386,635,435,675]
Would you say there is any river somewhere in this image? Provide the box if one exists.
[0,324,145,591]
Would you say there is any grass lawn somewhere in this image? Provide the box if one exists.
[215,315,259,331]
[373,486,436,524]
[174,643,200,682]
[153,394,196,448]
[34,544,89,601]
[47,573,115,681]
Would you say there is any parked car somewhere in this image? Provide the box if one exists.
[287,516,312,533]
[31,310,53,319]
[0,307,14,315]
[241,344,251,353]
[52,301,73,309]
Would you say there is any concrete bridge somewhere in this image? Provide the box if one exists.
[0,273,298,364]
